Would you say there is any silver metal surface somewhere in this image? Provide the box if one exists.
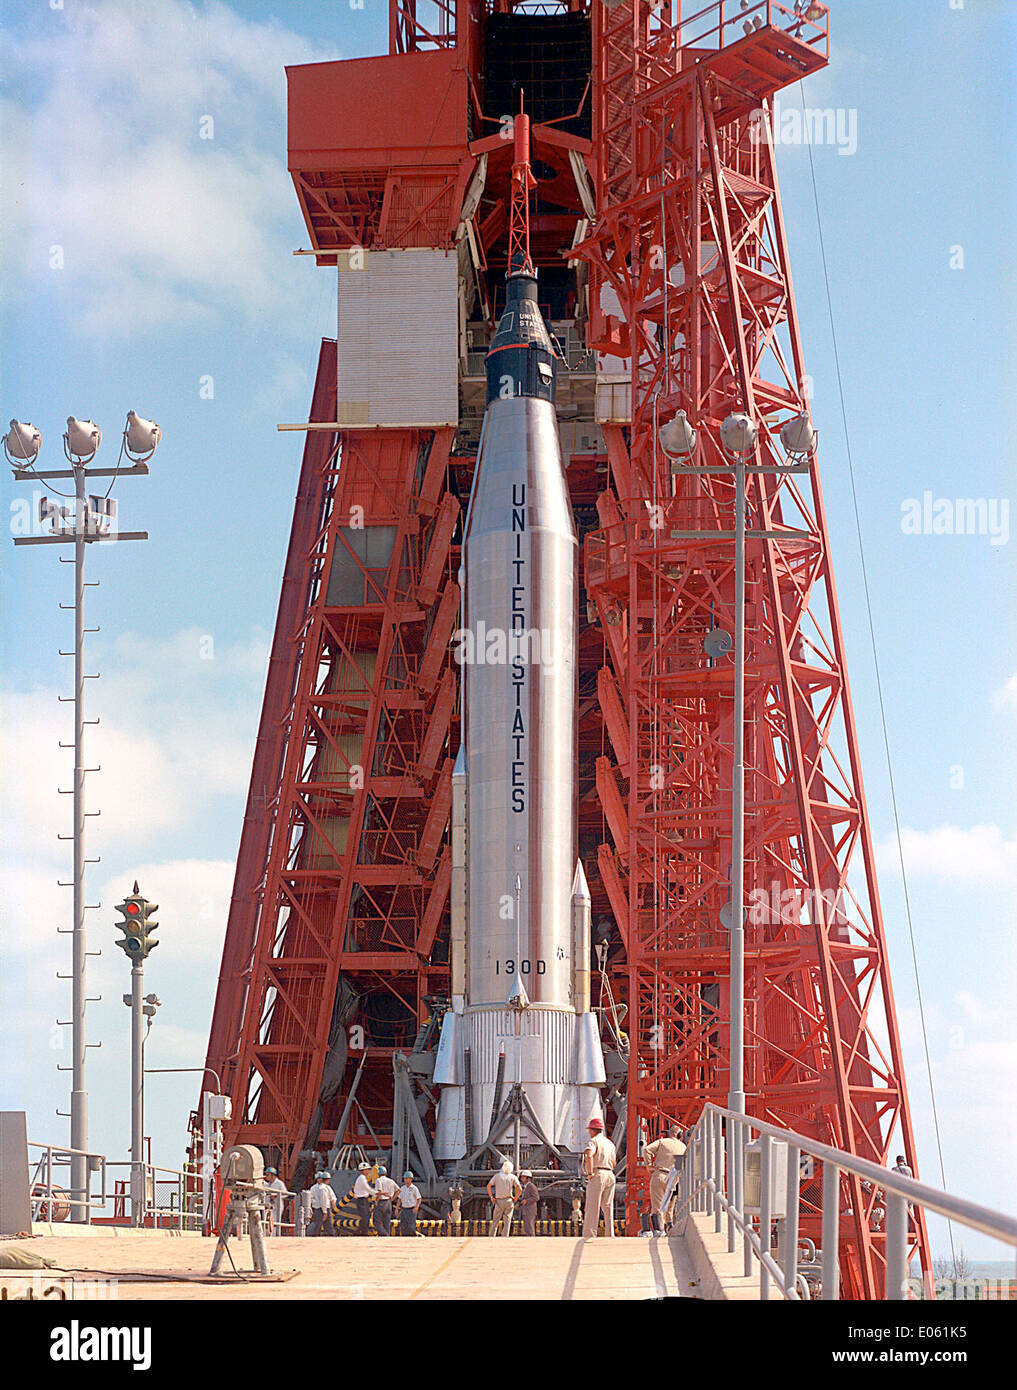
[434,382,605,1159]
[450,748,467,1005]
[571,861,591,1015]
[822,1159,840,1299]
[462,394,577,1011]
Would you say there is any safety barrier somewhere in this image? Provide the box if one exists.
[670,1104,1017,1301]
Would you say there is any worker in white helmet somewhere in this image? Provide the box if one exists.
[308,1171,339,1237]
[353,1161,375,1236]
[397,1171,422,1236]
[487,1158,522,1237]
[373,1164,398,1237]
[264,1166,288,1235]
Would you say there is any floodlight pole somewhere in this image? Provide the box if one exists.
[11,437,149,1220]
[70,458,89,1218]
[729,454,746,1118]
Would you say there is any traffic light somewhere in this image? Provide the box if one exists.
[114,880,159,962]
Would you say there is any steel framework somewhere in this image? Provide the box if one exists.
[576,0,930,1294]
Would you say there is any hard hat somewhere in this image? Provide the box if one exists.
[403,1171,414,1181]
[358,1161,371,1171]
[520,1170,532,1179]
[318,1171,331,1180]
[588,1117,604,1131]
[377,1165,387,1176]
[265,1166,278,1175]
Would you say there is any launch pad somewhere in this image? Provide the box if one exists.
[197,0,933,1295]
[22,1228,699,1301]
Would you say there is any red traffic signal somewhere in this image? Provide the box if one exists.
[114,886,159,961]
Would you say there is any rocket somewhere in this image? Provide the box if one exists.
[433,110,605,1163]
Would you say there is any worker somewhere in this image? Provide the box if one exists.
[644,1123,687,1231]
[373,1164,398,1237]
[264,1166,288,1236]
[891,1154,916,1224]
[582,1117,617,1239]
[308,1170,339,1237]
[518,1169,539,1236]
[487,1158,522,1237]
[398,1170,422,1236]
[353,1160,375,1235]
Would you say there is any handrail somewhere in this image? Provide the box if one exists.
[671,1174,807,1299]
[668,1104,1017,1301]
[702,1104,1017,1247]
[28,1141,108,1223]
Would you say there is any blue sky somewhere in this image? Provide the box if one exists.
[0,0,1014,1260]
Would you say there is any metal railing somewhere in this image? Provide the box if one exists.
[106,1160,205,1230]
[668,1104,1017,1300]
[678,0,830,56]
[28,1140,309,1236]
[29,1142,107,1224]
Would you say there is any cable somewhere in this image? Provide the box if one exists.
[796,81,955,1264]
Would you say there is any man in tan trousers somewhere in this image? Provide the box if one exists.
[487,1159,522,1236]
[582,1117,617,1238]
[644,1124,687,1229]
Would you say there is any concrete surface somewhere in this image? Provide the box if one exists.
[682,1211,764,1300]
[8,1228,702,1301]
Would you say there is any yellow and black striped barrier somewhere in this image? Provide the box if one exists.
[316,1215,626,1237]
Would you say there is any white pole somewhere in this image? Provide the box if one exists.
[728,456,746,1116]
[69,459,89,1217]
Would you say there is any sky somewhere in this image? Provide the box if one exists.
[0,0,1014,1262]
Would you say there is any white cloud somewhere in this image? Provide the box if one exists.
[1,0,338,335]
[97,858,235,966]
[876,824,1017,889]
[992,673,1017,715]
[0,624,269,889]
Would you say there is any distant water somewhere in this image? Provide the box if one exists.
[967,1261,1016,1278]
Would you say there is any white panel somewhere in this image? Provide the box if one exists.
[596,354,631,424]
[337,249,458,427]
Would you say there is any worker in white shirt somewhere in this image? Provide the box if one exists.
[308,1170,339,1237]
[353,1160,375,1235]
[264,1166,288,1235]
[373,1164,398,1237]
[398,1171,422,1236]
[487,1158,522,1237]
[582,1117,617,1239]
[644,1124,687,1231]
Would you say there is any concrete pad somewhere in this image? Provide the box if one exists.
[681,1211,763,1300]
[16,1228,703,1302]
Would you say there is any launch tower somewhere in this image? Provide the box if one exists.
[200,0,931,1296]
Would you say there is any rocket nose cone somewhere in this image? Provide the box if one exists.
[572,861,591,902]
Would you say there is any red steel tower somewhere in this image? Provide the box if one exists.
[200,0,930,1296]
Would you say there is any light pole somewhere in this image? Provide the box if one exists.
[114,882,160,1226]
[659,406,816,1117]
[4,412,160,1220]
